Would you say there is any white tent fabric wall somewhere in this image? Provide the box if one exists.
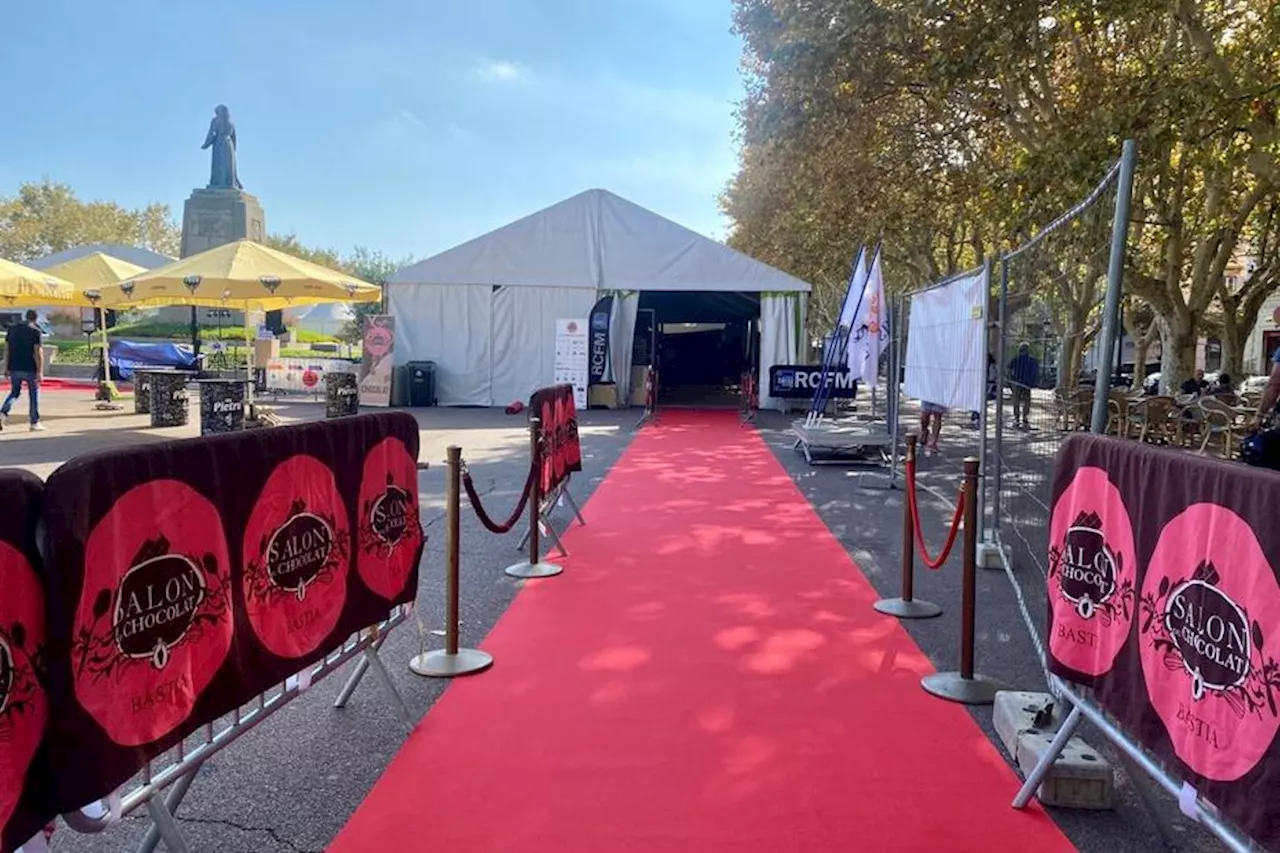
[388,283,494,406]
[388,189,811,408]
[491,285,598,406]
[759,293,807,411]
[903,266,988,413]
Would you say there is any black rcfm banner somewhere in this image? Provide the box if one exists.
[0,471,49,853]
[1047,434,1280,849]
[530,384,583,496]
[768,365,858,400]
[588,295,613,386]
[32,413,424,818]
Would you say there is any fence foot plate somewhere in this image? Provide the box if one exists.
[410,648,494,678]
[921,671,1008,705]
[873,597,942,619]
[505,560,563,579]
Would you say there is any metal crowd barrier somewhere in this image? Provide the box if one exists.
[59,604,415,853]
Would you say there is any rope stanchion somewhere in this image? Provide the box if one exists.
[873,434,942,619]
[505,417,564,579]
[739,371,758,427]
[921,457,1009,705]
[463,463,537,534]
[636,366,658,429]
[409,445,494,678]
[906,454,966,570]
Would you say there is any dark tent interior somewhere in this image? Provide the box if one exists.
[635,291,760,407]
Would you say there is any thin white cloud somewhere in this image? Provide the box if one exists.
[447,122,476,141]
[397,109,427,130]
[475,58,528,84]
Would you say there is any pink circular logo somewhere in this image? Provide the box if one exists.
[1140,502,1280,782]
[1047,466,1136,677]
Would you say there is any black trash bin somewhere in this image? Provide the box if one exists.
[407,361,436,407]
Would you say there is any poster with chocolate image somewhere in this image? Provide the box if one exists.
[37,412,425,816]
[357,436,424,601]
[0,472,50,853]
[1048,435,1280,848]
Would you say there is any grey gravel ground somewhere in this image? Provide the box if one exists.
[3,392,1225,851]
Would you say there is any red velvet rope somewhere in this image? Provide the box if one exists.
[462,464,537,534]
[905,458,966,570]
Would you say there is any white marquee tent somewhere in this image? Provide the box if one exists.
[388,189,810,409]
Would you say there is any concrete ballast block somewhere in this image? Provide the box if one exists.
[1016,730,1115,810]
[993,691,1114,810]
[993,691,1062,758]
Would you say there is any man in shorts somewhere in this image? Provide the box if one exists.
[1,310,46,431]
[920,400,945,456]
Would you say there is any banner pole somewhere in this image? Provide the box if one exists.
[409,445,494,677]
[921,457,1007,704]
[505,417,563,578]
[874,434,941,619]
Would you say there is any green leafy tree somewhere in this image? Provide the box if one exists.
[338,246,413,343]
[726,0,1280,385]
[0,179,180,261]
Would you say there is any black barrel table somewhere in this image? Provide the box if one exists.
[148,370,190,428]
[325,371,359,418]
[133,369,158,415]
[195,378,247,435]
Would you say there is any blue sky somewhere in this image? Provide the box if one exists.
[1,0,745,260]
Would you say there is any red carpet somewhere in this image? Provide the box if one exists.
[330,410,1074,852]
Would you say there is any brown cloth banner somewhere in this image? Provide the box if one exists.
[31,412,424,819]
[530,383,582,496]
[1048,433,1280,849]
[0,471,49,853]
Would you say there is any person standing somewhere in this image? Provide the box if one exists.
[920,401,946,456]
[1,310,46,432]
[1008,343,1040,430]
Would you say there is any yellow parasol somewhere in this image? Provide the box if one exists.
[89,239,381,412]
[89,239,381,309]
[0,257,90,307]
[44,253,149,397]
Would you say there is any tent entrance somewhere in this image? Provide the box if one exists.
[638,291,759,409]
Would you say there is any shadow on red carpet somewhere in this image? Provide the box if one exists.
[329,410,1075,852]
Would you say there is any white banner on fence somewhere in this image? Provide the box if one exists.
[265,357,358,394]
[904,266,987,413]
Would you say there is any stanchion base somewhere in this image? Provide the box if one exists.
[921,671,1008,705]
[504,560,564,579]
[409,648,494,678]
[873,597,942,619]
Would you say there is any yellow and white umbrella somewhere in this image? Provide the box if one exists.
[89,239,381,309]
[89,239,381,411]
[0,257,89,307]
[44,253,149,396]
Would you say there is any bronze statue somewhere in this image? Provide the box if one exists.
[202,105,243,190]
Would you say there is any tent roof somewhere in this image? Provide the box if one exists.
[29,244,175,272]
[390,189,810,293]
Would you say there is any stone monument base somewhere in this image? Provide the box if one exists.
[180,188,265,258]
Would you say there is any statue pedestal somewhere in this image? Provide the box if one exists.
[175,188,267,326]
[180,188,265,258]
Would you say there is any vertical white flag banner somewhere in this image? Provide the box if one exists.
[837,248,869,330]
[848,250,889,387]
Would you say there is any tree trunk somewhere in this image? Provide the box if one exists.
[1134,337,1151,384]
[1219,319,1246,381]
[1158,313,1197,392]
